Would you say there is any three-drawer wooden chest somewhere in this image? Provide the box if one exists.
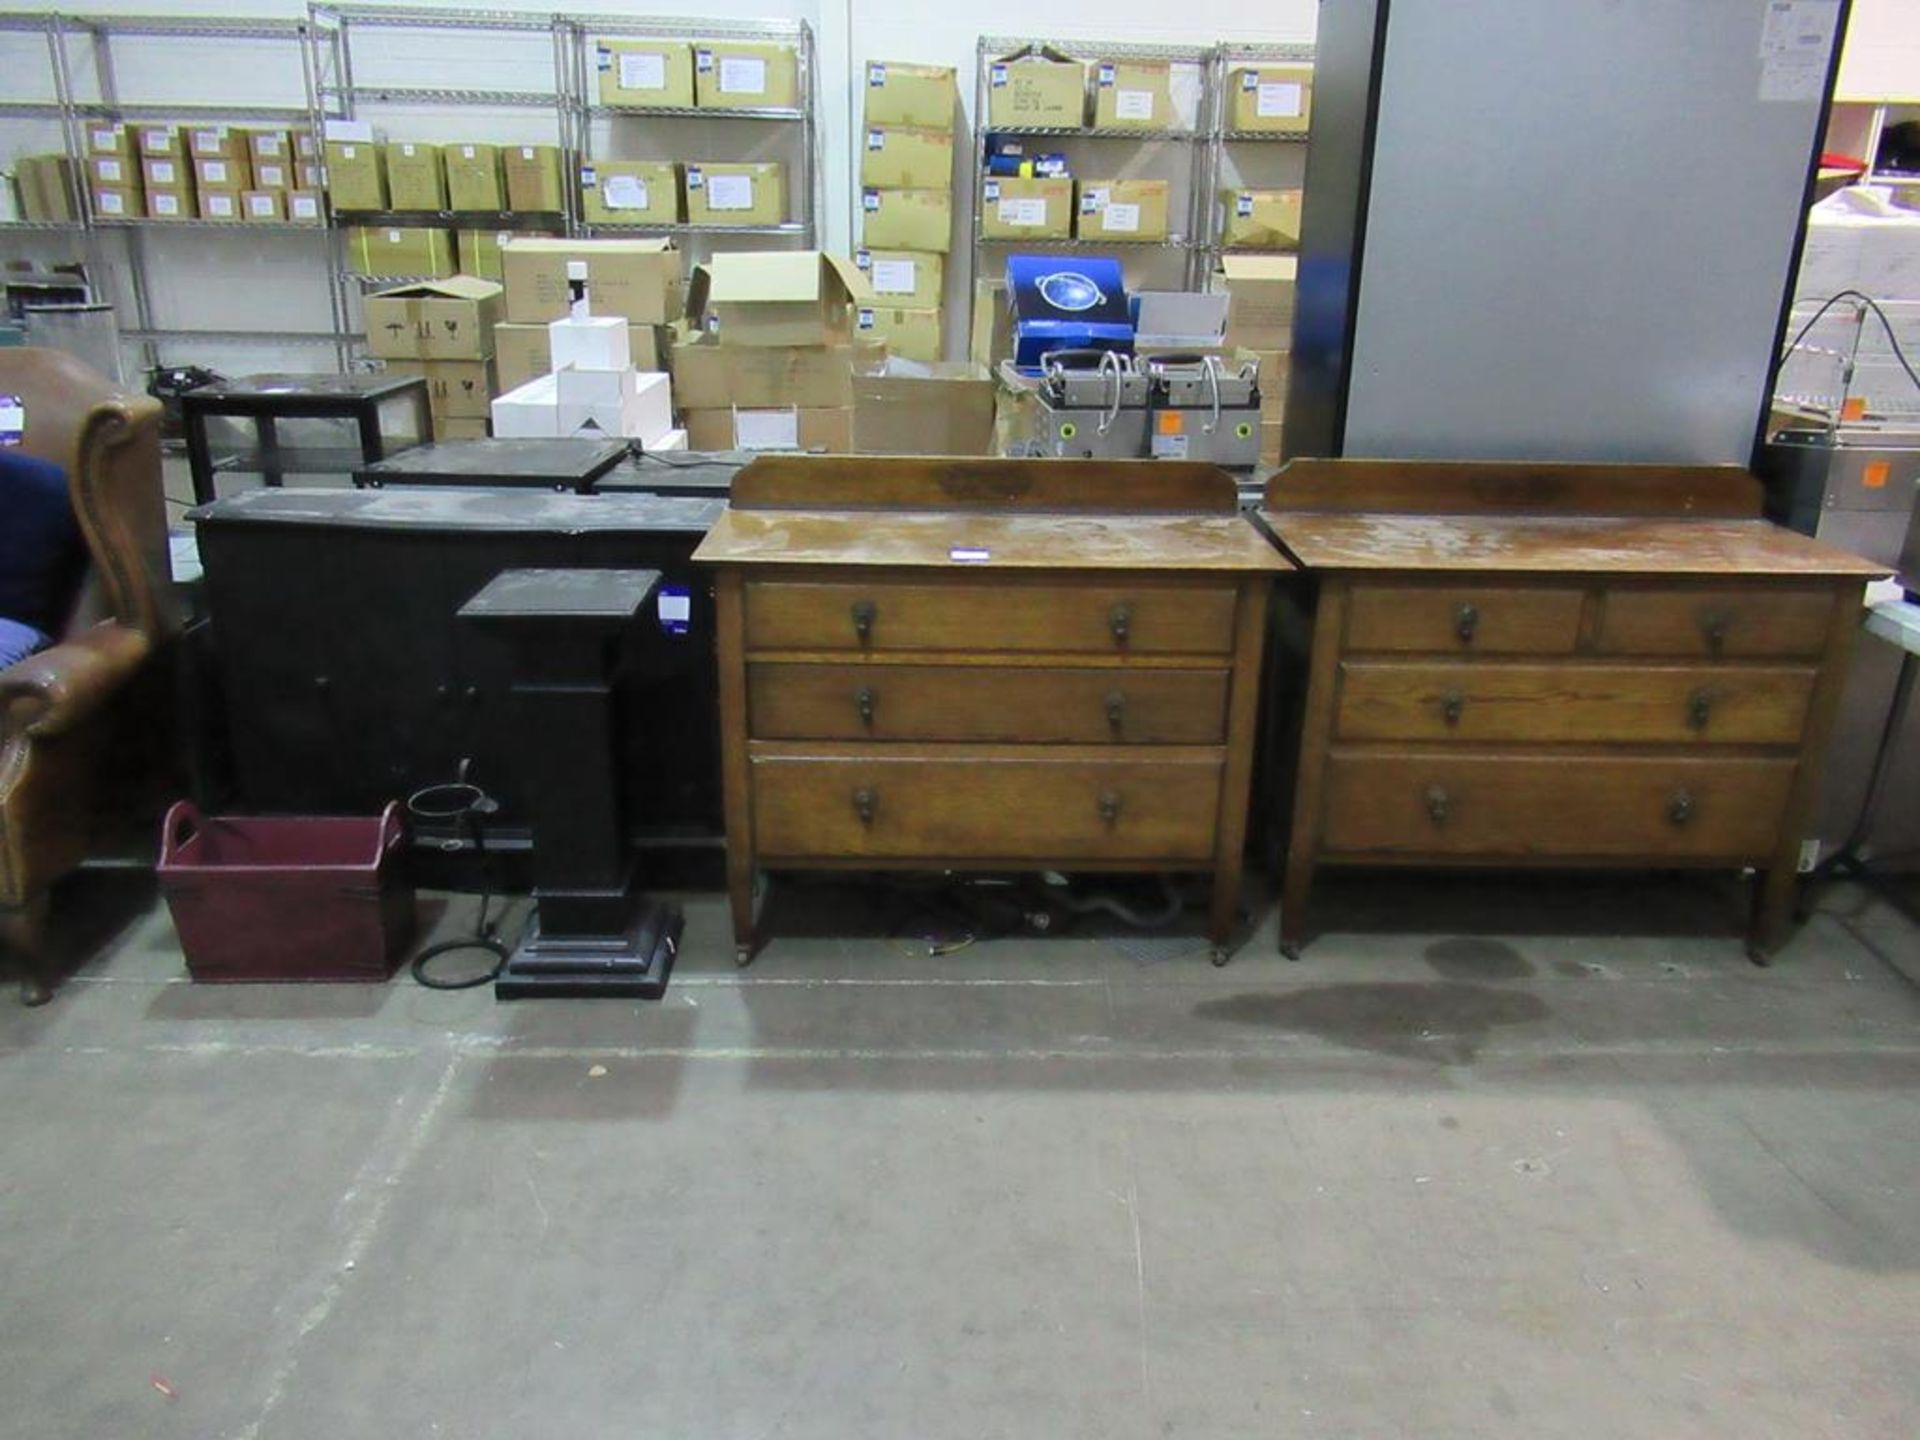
[694,457,1292,964]
[1260,461,1885,960]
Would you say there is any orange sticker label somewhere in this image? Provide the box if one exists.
[1842,397,1868,421]
[1157,411,1184,435]
[1863,459,1890,489]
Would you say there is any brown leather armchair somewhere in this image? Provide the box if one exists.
[0,348,172,1004]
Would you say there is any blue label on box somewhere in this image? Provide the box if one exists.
[1098,64,1115,85]
[854,247,871,269]
[990,63,1007,87]
[1236,192,1253,217]
[857,307,875,329]
[862,189,880,211]
[868,63,886,86]
[578,165,596,184]
[687,166,703,187]
[984,179,1000,201]
[0,395,21,447]
[695,48,713,71]
[867,129,884,150]
[1241,70,1258,90]
[596,46,611,71]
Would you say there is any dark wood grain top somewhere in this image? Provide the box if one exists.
[1266,459,1764,517]
[732,456,1240,514]
[695,507,1294,573]
[1264,512,1887,578]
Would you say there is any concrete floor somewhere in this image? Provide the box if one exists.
[2,869,1917,1440]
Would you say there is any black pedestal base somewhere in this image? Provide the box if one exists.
[494,902,683,1000]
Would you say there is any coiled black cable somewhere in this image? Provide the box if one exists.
[405,774,510,990]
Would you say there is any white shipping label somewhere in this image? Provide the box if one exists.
[152,161,176,183]
[0,394,22,446]
[98,190,124,215]
[867,130,885,150]
[153,193,180,215]
[717,56,767,95]
[1151,432,1189,458]
[401,144,418,157]
[1114,89,1154,120]
[203,160,228,183]
[259,163,287,187]
[142,129,169,150]
[705,174,754,211]
[735,408,798,450]
[208,194,235,217]
[192,130,223,154]
[1256,81,1303,117]
[460,145,476,159]
[247,194,274,217]
[658,590,692,623]
[862,189,881,211]
[98,159,122,181]
[1758,0,1838,102]
[620,51,667,91]
[1103,201,1140,233]
[90,128,114,149]
[871,258,916,295]
[291,195,318,219]
[999,197,1049,226]
[258,134,284,157]
[603,174,650,210]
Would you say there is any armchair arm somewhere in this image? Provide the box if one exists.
[0,622,152,738]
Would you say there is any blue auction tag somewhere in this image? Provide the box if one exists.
[0,395,22,447]
[657,584,691,637]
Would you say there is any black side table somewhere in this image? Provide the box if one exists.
[458,567,683,999]
[182,372,431,504]
[355,438,630,493]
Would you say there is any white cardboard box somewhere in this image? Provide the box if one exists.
[555,367,673,439]
[490,374,563,437]
[548,314,630,372]
[647,427,688,452]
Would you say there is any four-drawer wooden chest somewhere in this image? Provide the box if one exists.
[694,457,1292,964]
[1260,461,1885,960]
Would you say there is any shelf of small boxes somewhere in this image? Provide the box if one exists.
[850,61,961,364]
[81,121,328,226]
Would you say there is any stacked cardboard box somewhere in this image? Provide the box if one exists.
[14,153,79,222]
[1216,254,1297,463]
[1219,187,1304,250]
[1076,178,1171,242]
[365,276,503,439]
[856,60,956,364]
[85,123,141,221]
[678,250,877,453]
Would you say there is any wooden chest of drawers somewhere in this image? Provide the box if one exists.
[695,457,1290,964]
[1263,461,1885,959]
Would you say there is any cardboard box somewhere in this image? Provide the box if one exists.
[493,320,664,392]
[1216,254,1297,350]
[249,129,293,165]
[286,190,324,225]
[683,405,850,453]
[684,162,785,226]
[500,237,680,324]
[980,176,1072,239]
[364,275,502,359]
[985,51,1086,128]
[1228,64,1313,134]
[90,184,141,222]
[325,141,388,211]
[86,124,135,159]
[693,40,799,109]
[671,336,884,408]
[436,416,491,440]
[578,161,679,225]
[853,360,995,455]
[193,154,250,191]
[386,142,447,211]
[1219,187,1303,250]
[859,125,952,190]
[594,38,695,108]
[1092,60,1173,129]
[504,145,564,213]
[856,305,941,364]
[297,162,325,190]
[387,358,499,419]
[137,125,187,162]
[196,188,244,223]
[252,160,293,192]
[549,314,630,373]
[1077,178,1170,241]
[139,156,186,190]
[863,61,957,132]
[189,126,247,161]
[345,226,457,279]
[690,250,868,348]
[557,367,672,440]
[87,155,136,188]
[243,189,285,222]
[969,278,1011,369]
[17,156,76,222]
[860,187,951,253]
[853,247,942,309]
[445,143,506,211]
[457,227,557,280]
[145,186,192,222]
[294,130,320,161]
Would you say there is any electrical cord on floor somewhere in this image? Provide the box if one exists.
[405,771,511,990]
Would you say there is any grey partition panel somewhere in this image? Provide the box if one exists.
[1343,0,1841,464]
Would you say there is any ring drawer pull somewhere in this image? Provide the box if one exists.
[1454,603,1479,644]
[1686,688,1712,731]
[851,600,876,643]
[853,787,877,827]
[855,686,876,727]
[1105,690,1126,734]
[1440,689,1464,727]
[1668,790,1694,826]
[1098,790,1122,826]
[1425,785,1451,824]
[1109,603,1132,647]
[1700,611,1729,656]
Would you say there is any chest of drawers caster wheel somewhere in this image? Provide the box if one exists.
[1209,944,1232,968]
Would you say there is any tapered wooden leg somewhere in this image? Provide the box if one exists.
[1207,581,1271,967]
[727,854,756,966]
[2,897,53,1006]
[1749,866,1798,965]
[1279,855,1313,961]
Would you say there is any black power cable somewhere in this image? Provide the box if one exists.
[405,773,511,990]
[1777,288,1920,400]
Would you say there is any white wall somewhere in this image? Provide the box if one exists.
[0,0,1317,375]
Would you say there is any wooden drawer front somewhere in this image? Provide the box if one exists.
[752,754,1221,861]
[1335,662,1817,746]
[1321,753,1795,860]
[743,580,1237,655]
[1345,584,1584,655]
[749,664,1230,744]
[1596,587,1835,658]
